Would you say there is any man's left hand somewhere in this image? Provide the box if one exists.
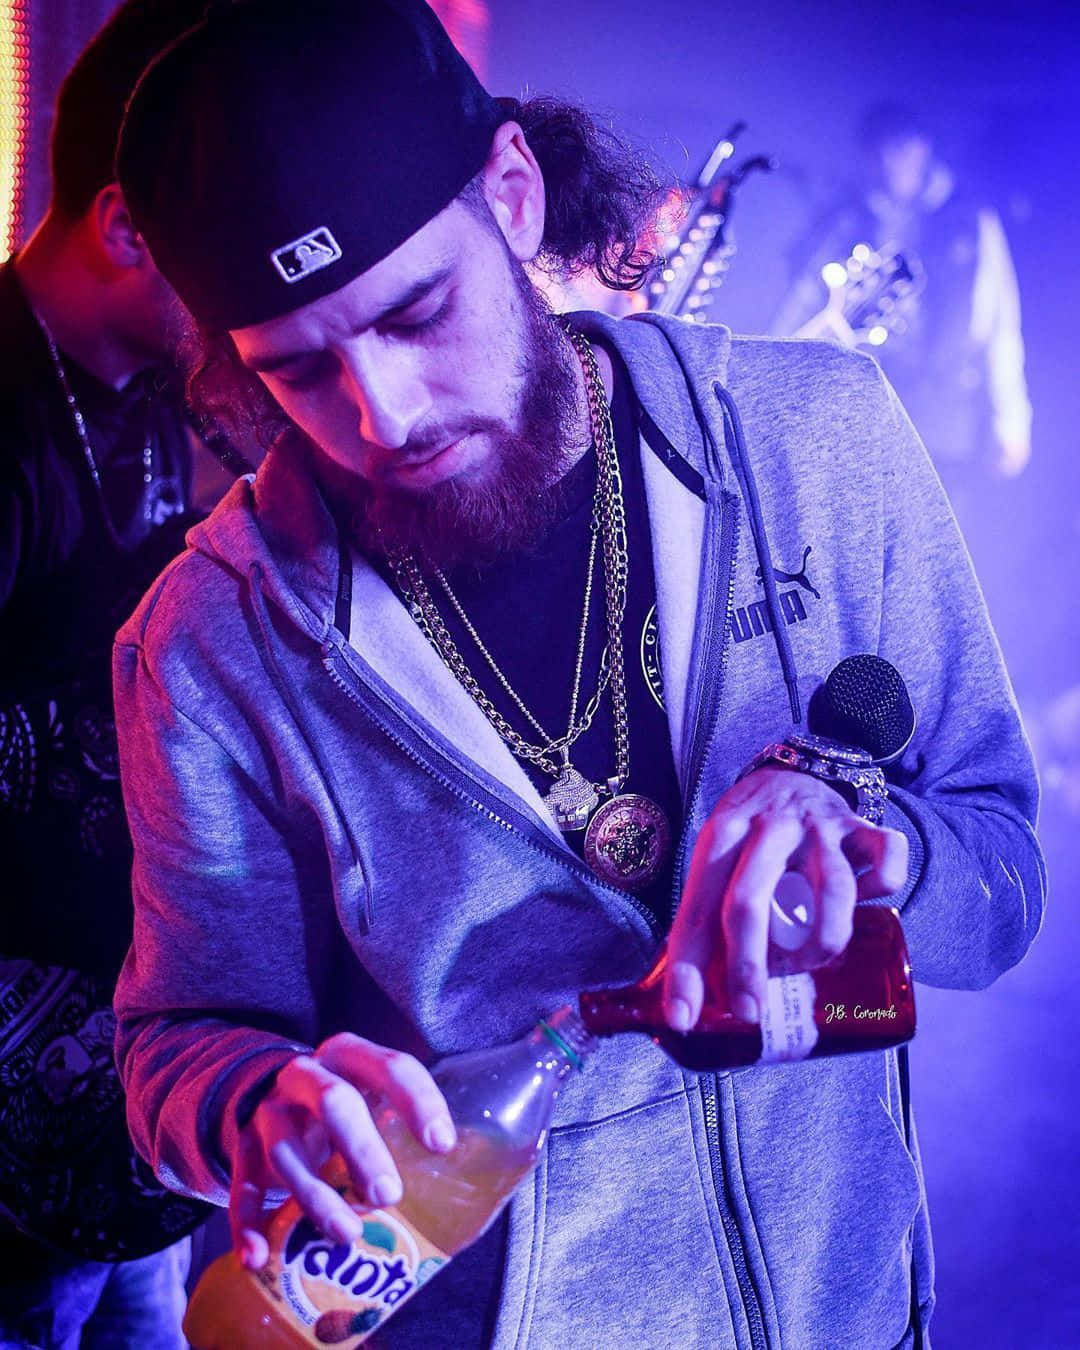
[661,766,909,1031]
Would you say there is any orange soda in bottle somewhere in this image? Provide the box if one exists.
[183,1006,592,1348]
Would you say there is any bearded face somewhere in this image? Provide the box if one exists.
[229,195,586,572]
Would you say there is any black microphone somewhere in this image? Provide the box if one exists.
[768,655,916,953]
[807,654,916,765]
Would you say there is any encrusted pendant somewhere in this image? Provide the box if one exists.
[585,793,671,892]
[544,763,600,832]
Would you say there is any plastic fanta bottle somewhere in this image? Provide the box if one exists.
[183,1006,593,1348]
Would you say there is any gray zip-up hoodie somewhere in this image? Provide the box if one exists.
[113,312,1044,1349]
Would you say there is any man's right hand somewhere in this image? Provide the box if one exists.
[229,1033,457,1269]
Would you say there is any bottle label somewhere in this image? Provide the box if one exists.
[759,973,819,1063]
[258,1203,448,1346]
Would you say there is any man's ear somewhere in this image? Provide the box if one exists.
[481,121,545,263]
[92,183,151,269]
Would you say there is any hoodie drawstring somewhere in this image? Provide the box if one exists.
[711,380,803,726]
[656,333,802,726]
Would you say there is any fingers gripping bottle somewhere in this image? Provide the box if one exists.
[183,1006,593,1349]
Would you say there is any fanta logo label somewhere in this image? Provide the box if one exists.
[269,1200,447,1342]
[283,1214,418,1310]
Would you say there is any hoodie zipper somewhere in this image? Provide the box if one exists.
[670,496,740,904]
[668,492,769,1349]
[701,1076,769,1350]
[319,645,662,939]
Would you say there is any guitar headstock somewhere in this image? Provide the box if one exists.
[646,130,774,322]
[647,191,737,320]
[815,243,925,348]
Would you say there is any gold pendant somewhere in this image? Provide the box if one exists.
[544,763,600,832]
[585,793,671,892]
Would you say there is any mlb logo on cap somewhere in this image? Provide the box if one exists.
[271,227,343,284]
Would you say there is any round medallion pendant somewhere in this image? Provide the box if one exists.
[585,793,671,892]
[544,765,600,832]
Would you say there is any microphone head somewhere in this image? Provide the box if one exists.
[807,654,916,764]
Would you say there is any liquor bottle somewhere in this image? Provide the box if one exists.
[183,1006,593,1349]
[579,903,915,1071]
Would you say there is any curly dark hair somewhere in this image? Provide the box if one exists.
[182,322,291,457]
[493,96,667,290]
[184,96,669,448]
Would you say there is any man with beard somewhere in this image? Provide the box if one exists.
[111,2,1043,1346]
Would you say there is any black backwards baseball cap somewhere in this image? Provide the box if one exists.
[116,0,504,332]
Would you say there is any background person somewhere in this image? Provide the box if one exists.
[0,2,243,1343]
[771,101,1032,507]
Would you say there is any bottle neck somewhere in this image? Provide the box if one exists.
[537,1004,596,1074]
[422,1005,595,1177]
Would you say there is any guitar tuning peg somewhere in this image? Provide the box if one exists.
[821,262,847,289]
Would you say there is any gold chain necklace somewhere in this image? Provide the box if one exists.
[433,516,609,752]
[389,329,626,809]
[390,326,671,892]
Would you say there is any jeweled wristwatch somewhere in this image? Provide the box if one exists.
[738,732,888,824]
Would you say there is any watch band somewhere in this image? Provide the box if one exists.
[738,732,888,824]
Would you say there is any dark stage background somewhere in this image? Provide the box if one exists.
[12,1,1079,1344]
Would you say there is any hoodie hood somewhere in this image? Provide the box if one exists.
[187,439,342,644]
[579,309,734,487]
